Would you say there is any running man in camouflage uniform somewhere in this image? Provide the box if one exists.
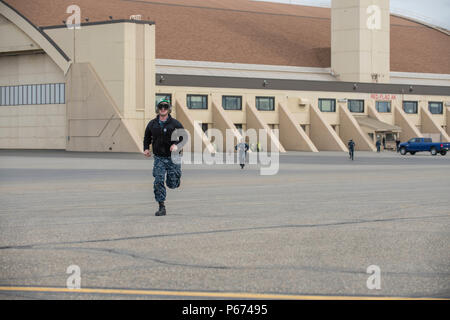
[143,99,186,216]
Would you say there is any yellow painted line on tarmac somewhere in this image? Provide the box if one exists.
[0,286,446,300]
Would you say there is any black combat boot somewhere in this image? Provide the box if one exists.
[155,202,166,216]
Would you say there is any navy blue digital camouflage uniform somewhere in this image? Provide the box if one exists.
[348,140,355,160]
[153,155,181,203]
[143,114,185,203]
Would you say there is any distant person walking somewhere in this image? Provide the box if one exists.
[396,138,401,153]
[382,137,386,150]
[348,139,355,160]
[235,139,249,169]
[376,139,381,153]
[143,99,186,216]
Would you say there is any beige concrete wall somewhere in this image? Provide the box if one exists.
[211,99,242,152]
[46,22,156,143]
[287,97,311,130]
[0,53,64,86]
[447,107,450,136]
[394,104,423,141]
[420,105,450,142]
[124,23,156,134]
[338,104,376,151]
[0,50,66,150]
[0,104,66,149]
[331,0,390,83]
[174,99,214,153]
[46,24,126,114]
[0,5,71,74]
[157,85,448,151]
[0,10,68,150]
[170,90,213,124]
[245,102,285,152]
[66,63,141,152]
[279,103,318,152]
[0,14,41,53]
[371,100,394,125]
[310,104,347,151]
[144,24,156,123]
[367,102,383,121]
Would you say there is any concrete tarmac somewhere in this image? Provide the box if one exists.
[0,150,449,299]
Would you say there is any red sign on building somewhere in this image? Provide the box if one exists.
[371,94,397,100]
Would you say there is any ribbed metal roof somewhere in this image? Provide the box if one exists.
[354,116,402,132]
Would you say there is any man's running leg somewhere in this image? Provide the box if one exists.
[153,156,167,216]
[166,158,182,190]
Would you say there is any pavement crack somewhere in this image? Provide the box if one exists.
[0,214,449,251]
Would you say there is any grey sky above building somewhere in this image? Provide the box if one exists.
[254,0,450,30]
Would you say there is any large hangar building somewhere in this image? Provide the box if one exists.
[0,0,449,153]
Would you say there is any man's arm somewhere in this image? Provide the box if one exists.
[143,122,152,155]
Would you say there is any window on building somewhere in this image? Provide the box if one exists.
[376,101,391,113]
[13,86,19,105]
[222,96,242,110]
[59,83,65,104]
[319,99,336,112]
[348,100,364,113]
[0,87,5,105]
[256,96,275,111]
[429,102,443,114]
[403,101,418,114]
[0,83,66,106]
[32,85,37,104]
[27,85,32,105]
[36,85,41,104]
[55,84,60,104]
[187,94,208,110]
[45,84,51,104]
[18,86,23,105]
[41,84,46,104]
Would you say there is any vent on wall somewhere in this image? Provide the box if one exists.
[299,98,309,106]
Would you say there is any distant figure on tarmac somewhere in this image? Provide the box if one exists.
[348,139,355,160]
[235,139,249,169]
[143,99,186,216]
[382,137,386,149]
[376,140,381,153]
[396,138,401,152]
